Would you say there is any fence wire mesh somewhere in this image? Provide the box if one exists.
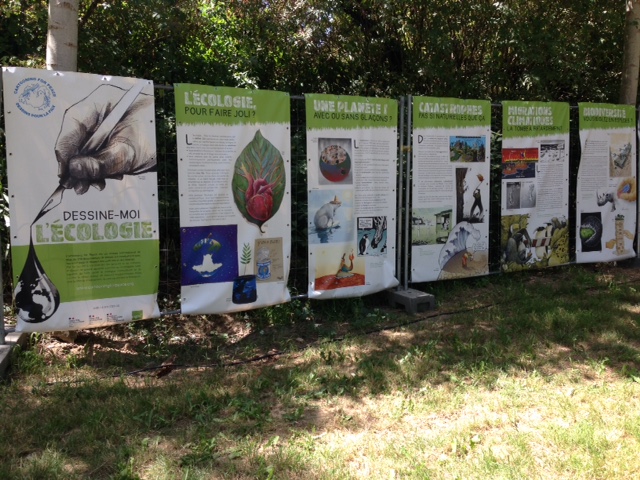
[0,87,637,335]
[153,89,312,314]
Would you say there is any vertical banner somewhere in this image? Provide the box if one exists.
[2,67,160,332]
[175,85,291,314]
[576,104,636,263]
[305,94,399,298]
[500,101,570,271]
[411,97,491,281]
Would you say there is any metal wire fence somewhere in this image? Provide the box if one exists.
[152,93,599,304]
[153,89,312,312]
[1,87,637,339]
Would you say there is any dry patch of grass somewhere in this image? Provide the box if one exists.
[3,263,640,478]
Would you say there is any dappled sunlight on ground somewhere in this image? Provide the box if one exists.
[5,263,640,478]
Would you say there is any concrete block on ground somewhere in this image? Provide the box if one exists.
[388,288,435,314]
[0,329,28,379]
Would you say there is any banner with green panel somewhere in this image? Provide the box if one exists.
[411,96,491,282]
[305,93,399,298]
[2,67,160,332]
[500,101,570,272]
[175,84,291,314]
[576,103,637,263]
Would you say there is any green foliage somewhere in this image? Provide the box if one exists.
[0,0,628,102]
[240,243,252,265]
[245,298,312,331]
[180,436,220,467]
[0,122,11,290]
[0,0,48,68]
[11,343,46,375]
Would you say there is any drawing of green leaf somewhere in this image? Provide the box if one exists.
[232,130,286,232]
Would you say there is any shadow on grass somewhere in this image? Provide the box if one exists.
[2,263,640,477]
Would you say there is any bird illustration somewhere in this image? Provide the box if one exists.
[359,234,370,255]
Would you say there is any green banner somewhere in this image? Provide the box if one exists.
[306,93,397,130]
[579,103,636,130]
[175,84,290,126]
[413,96,490,129]
[502,101,570,138]
[12,240,159,302]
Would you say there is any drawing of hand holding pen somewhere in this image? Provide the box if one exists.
[16,83,157,324]
[38,82,157,219]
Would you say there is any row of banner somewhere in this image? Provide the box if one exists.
[411,99,637,281]
[2,67,637,332]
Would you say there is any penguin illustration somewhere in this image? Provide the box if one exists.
[359,233,370,255]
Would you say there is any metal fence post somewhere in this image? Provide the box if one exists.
[403,95,412,290]
[387,96,436,313]
[396,96,405,289]
[0,237,4,345]
[0,73,4,345]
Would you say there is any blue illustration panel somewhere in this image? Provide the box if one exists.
[181,225,239,286]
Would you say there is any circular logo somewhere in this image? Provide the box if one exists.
[14,77,57,118]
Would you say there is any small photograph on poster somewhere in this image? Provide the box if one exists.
[431,207,454,244]
[254,237,285,283]
[503,147,538,162]
[449,136,486,163]
[609,133,633,177]
[502,214,533,267]
[603,214,635,256]
[456,168,486,223]
[506,182,521,210]
[318,138,353,185]
[520,181,537,209]
[411,208,437,245]
[313,244,365,290]
[540,140,565,162]
[579,212,603,253]
[530,222,564,262]
[309,189,355,244]
[232,130,286,233]
[502,148,537,179]
[233,242,259,305]
[181,225,239,286]
[357,216,388,256]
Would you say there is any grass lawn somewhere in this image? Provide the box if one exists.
[2,262,640,479]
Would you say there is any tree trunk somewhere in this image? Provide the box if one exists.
[619,0,640,104]
[46,0,79,72]
[46,0,80,342]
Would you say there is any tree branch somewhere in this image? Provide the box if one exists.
[79,0,101,28]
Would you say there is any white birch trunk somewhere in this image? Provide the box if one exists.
[46,0,80,341]
[46,0,79,72]
[620,0,640,104]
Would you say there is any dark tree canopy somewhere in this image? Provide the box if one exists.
[0,0,630,102]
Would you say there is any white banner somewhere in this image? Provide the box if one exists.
[410,97,491,282]
[576,103,637,263]
[175,85,291,314]
[305,94,399,298]
[2,67,160,332]
[500,101,570,272]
